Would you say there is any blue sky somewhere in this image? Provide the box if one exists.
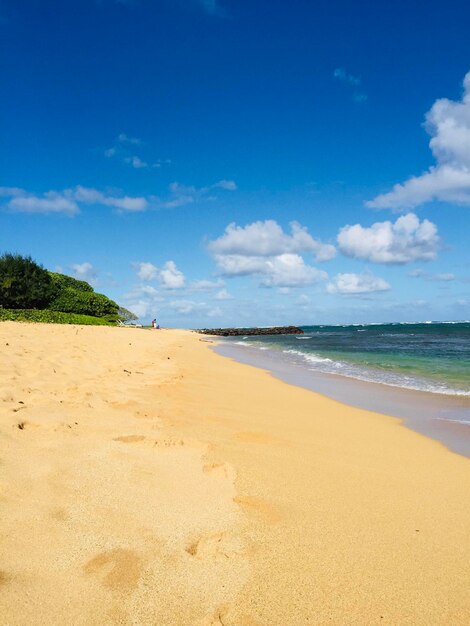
[1,0,470,327]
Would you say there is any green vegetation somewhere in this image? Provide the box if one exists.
[49,273,119,318]
[117,306,138,322]
[48,271,94,293]
[0,253,128,325]
[0,253,56,309]
[0,309,112,325]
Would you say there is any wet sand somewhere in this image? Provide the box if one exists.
[215,341,470,458]
[1,322,470,625]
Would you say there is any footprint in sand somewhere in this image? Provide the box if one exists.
[186,532,250,561]
[203,462,236,482]
[113,435,146,444]
[50,507,68,521]
[234,495,282,524]
[83,548,142,591]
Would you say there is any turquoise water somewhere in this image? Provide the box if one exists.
[225,322,470,396]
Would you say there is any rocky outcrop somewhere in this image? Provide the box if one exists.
[196,326,303,337]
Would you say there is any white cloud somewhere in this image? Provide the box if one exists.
[297,294,311,305]
[0,185,148,215]
[118,132,141,145]
[0,187,24,197]
[434,272,456,281]
[122,283,163,321]
[260,254,328,287]
[208,220,336,261]
[73,186,148,212]
[167,299,224,318]
[207,306,223,317]
[212,254,265,277]
[169,299,203,314]
[0,178,235,216]
[191,278,225,291]
[104,133,170,170]
[134,262,159,281]
[209,220,333,288]
[214,253,328,288]
[214,288,232,300]
[70,262,98,286]
[408,268,455,281]
[132,260,185,288]
[159,261,185,289]
[337,213,440,264]
[8,192,79,216]
[162,179,237,208]
[124,155,149,169]
[327,272,391,294]
[214,179,237,190]
[127,300,152,319]
[368,71,470,209]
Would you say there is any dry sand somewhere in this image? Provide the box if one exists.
[1,322,469,625]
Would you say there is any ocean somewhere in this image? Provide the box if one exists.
[224,322,470,397]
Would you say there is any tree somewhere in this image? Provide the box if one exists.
[0,253,57,309]
[117,306,138,322]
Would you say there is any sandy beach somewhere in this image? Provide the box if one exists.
[1,322,470,625]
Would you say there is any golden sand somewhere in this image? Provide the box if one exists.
[0,322,469,625]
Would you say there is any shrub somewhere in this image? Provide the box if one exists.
[49,272,94,293]
[0,253,56,309]
[49,287,119,318]
[0,308,113,325]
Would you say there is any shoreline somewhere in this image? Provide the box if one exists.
[2,322,470,624]
[214,340,470,458]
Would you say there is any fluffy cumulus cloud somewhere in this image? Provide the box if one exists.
[337,213,440,264]
[327,272,391,294]
[214,253,328,287]
[134,262,158,281]
[209,220,336,261]
[259,255,328,287]
[159,261,185,289]
[132,260,185,289]
[208,220,333,288]
[368,71,470,209]
[70,262,97,286]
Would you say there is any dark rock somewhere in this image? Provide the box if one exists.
[196,326,303,337]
